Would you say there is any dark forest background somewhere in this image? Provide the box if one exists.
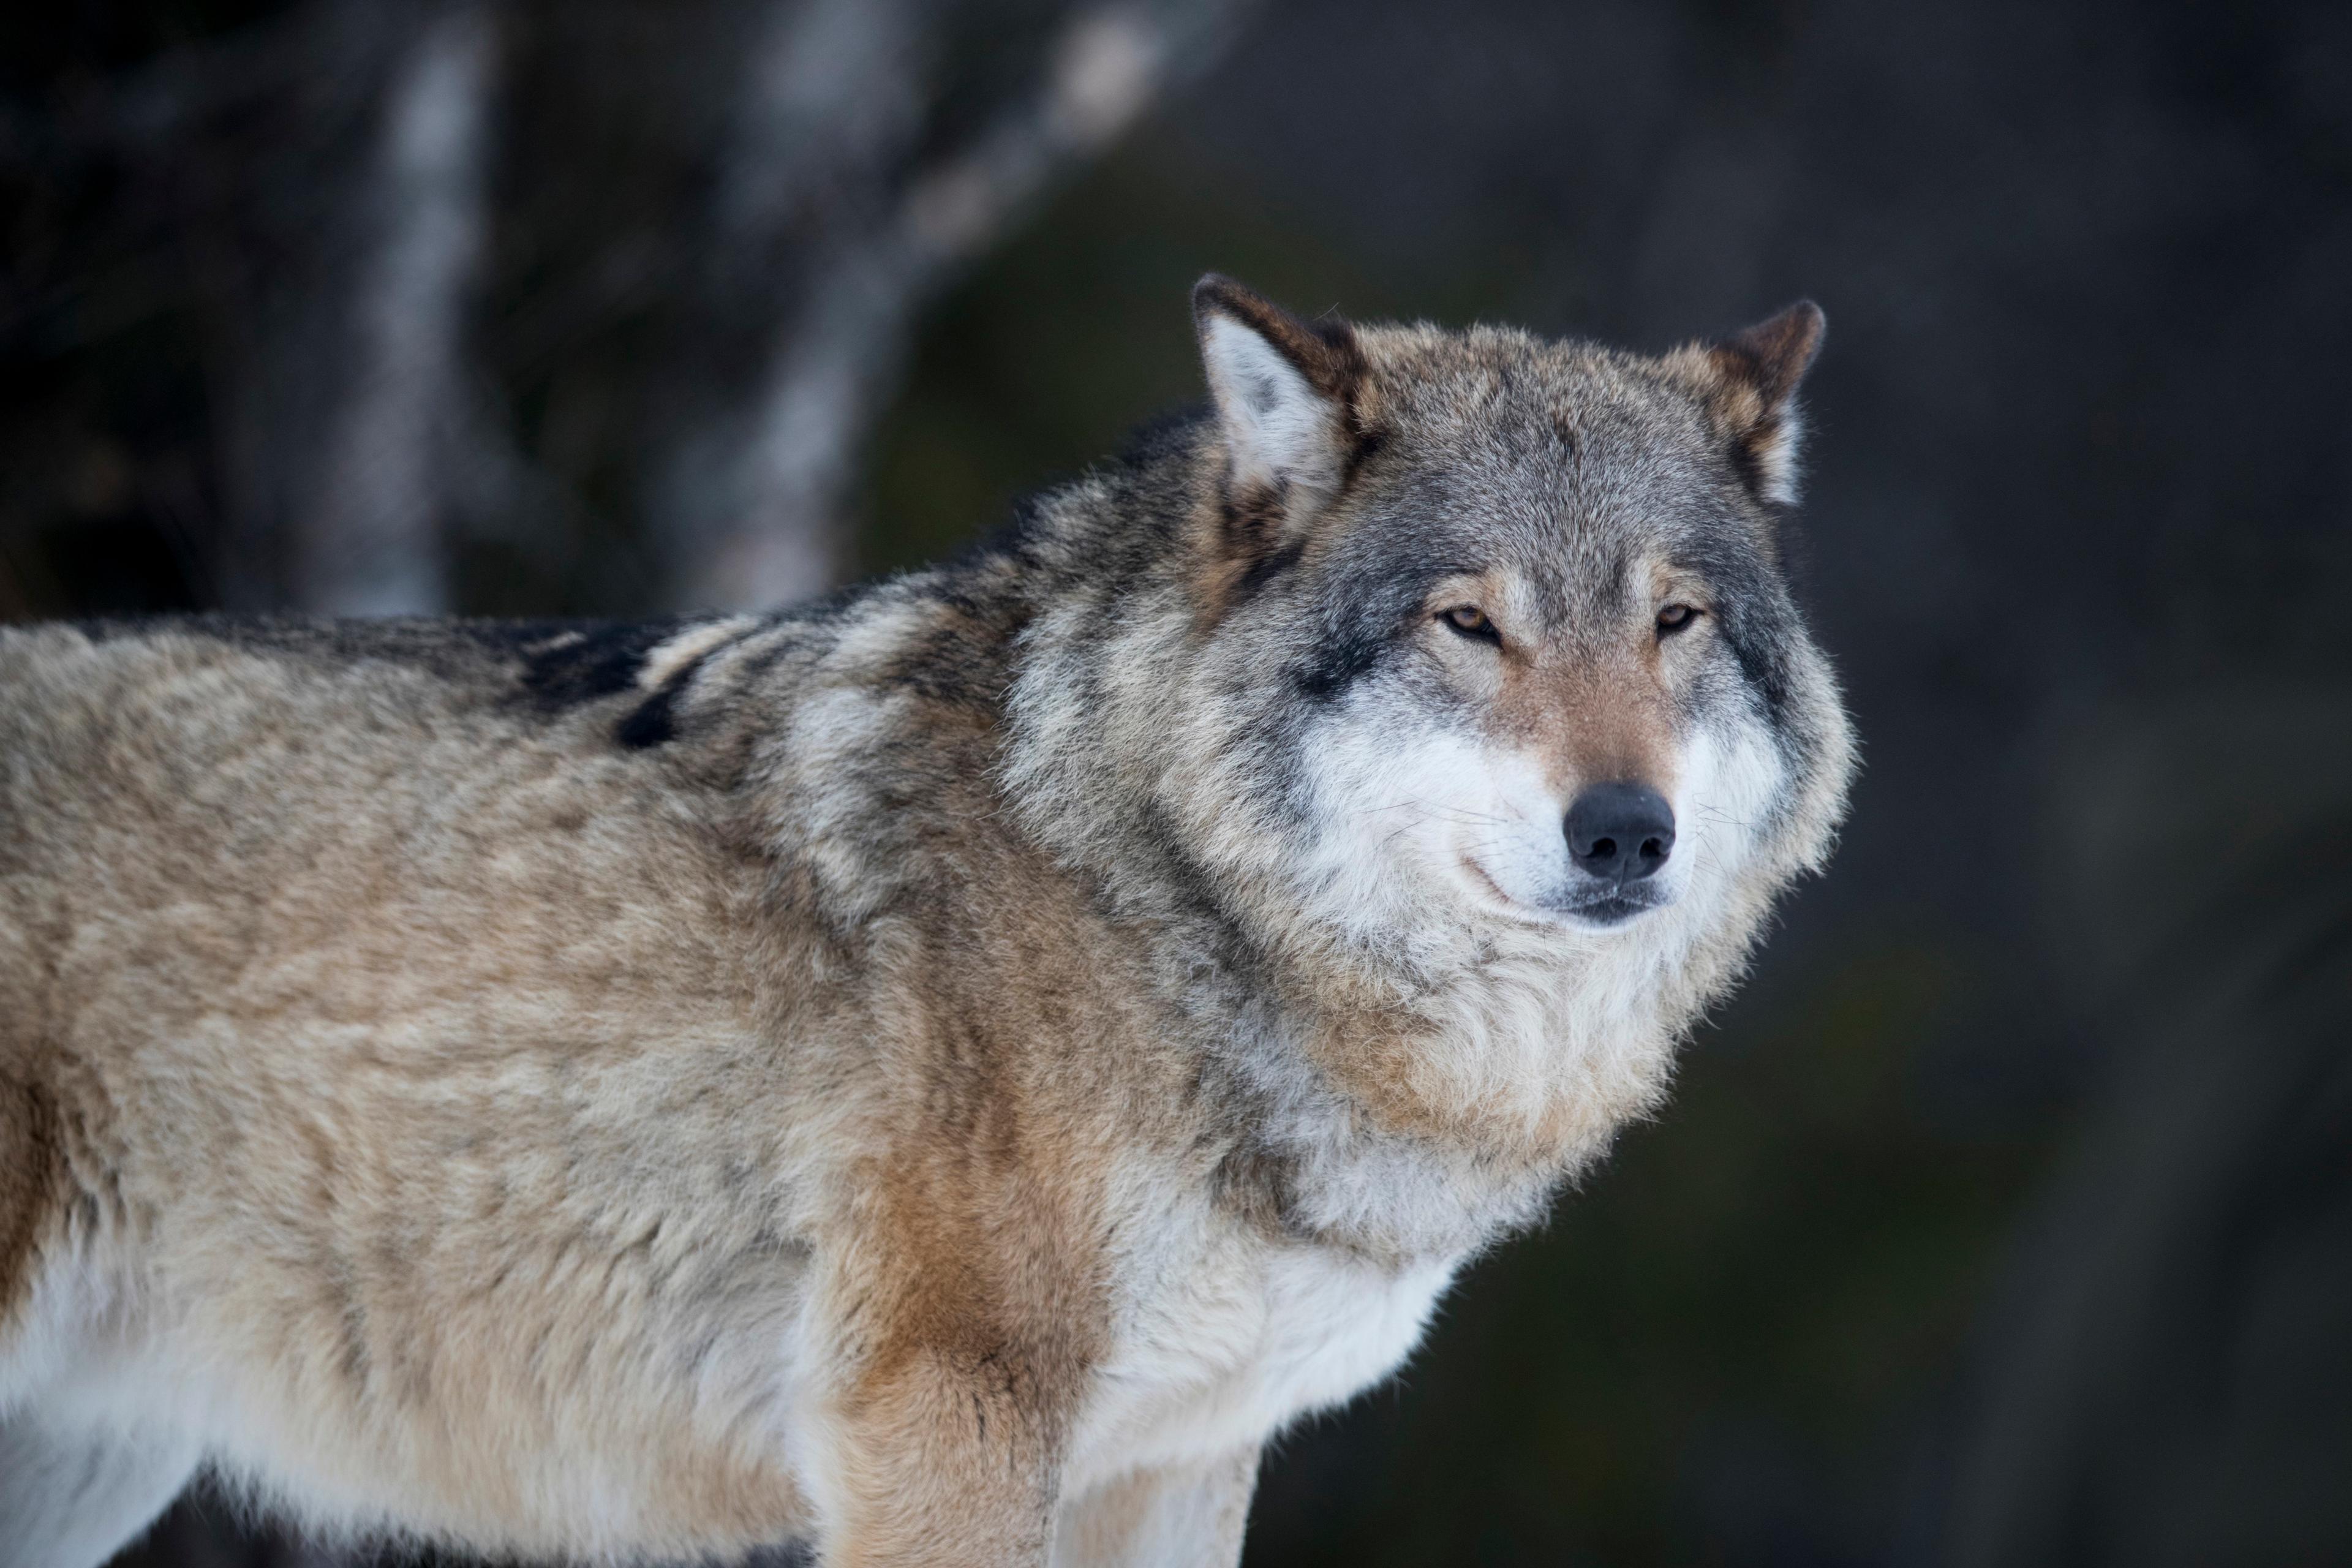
[7,1,2351,1564]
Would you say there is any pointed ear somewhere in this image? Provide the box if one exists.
[1676,301,1825,507]
[1192,274,1365,546]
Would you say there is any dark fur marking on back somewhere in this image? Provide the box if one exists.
[513,621,681,714]
[74,614,699,723]
[616,685,680,750]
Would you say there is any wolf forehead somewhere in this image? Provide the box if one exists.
[1270,338,1796,582]
[1337,325,1779,583]
[1382,322,1787,524]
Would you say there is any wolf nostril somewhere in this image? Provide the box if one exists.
[1564,783,1676,884]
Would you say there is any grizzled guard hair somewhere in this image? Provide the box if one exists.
[0,277,1852,1568]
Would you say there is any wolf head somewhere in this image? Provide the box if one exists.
[1003,277,1853,1170]
[1182,272,1849,929]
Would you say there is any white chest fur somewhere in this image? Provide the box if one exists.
[1065,1227,1457,1491]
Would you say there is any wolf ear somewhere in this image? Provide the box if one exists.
[1681,301,1825,507]
[1193,274,1365,548]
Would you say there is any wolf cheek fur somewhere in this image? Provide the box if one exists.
[0,277,1853,1567]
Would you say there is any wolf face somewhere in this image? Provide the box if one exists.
[1129,281,1848,982]
[1276,535,1788,939]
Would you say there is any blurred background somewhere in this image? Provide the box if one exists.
[8,0,2350,1563]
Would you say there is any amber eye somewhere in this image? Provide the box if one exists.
[1441,605,1499,643]
[1656,603,1701,636]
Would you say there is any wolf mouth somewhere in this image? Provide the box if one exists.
[1460,856,1667,929]
[1548,889,1669,927]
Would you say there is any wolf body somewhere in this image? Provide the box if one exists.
[0,279,1852,1567]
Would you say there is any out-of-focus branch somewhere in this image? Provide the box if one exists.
[292,3,497,615]
[667,0,1262,611]
[714,0,933,258]
[643,0,937,608]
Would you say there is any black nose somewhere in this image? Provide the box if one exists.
[1564,782,1676,883]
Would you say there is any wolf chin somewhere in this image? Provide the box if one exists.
[0,277,1852,1567]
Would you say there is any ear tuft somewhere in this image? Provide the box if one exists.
[1712,300,1824,411]
[1192,274,1364,539]
[1687,300,1826,507]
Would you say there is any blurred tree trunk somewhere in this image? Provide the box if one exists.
[9,0,1259,625]
[292,0,494,614]
[652,0,1261,609]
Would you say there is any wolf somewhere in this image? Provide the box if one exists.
[0,276,1852,1567]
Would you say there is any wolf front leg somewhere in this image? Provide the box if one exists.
[820,1344,1076,1567]
[1052,1447,1259,1568]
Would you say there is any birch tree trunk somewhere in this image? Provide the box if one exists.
[292,2,497,615]
[658,0,1262,611]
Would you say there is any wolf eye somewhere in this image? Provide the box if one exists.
[1656,603,1702,636]
[1441,605,1500,643]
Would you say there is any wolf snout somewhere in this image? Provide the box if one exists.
[1564,783,1675,883]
